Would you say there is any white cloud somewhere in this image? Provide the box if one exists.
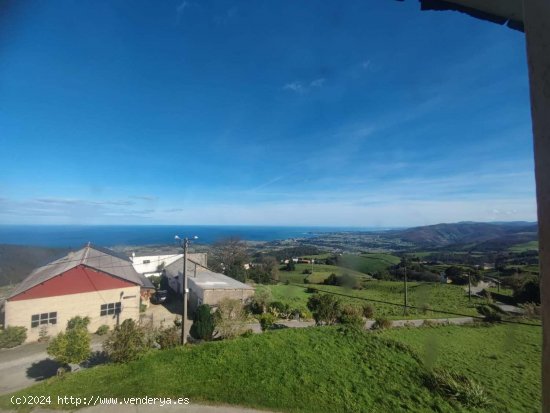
[283,78,325,94]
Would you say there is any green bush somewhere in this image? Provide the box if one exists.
[307,293,342,325]
[47,328,91,366]
[513,277,540,304]
[362,304,374,319]
[425,368,490,408]
[372,317,392,330]
[0,326,27,348]
[66,316,90,331]
[338,306,364,328]
[158,326,180,349]
[190,304,215,341]
[259,313,276,331]
[477,305,502,323]
[240,329,254,338]
[95,325,110,336]
[103,319,147,363]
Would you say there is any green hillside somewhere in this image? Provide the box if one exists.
[338,253,401,274]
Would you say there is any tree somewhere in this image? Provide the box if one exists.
[103,319,147,363]
[190,304,215,340]
[214,298,247,339]
[47,316,92,368]
[513,277,540,304]
[261,256,279,282]
[284,260,296,271]
[66,316,90,331]
[248,286,272,314]
[445,266,468,285]
[47,328,90,367]
[307,293,341,325]
[211,237,249,280]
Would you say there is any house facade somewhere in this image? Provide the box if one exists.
[4,244,155,342]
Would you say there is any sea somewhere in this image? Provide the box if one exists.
[0,225,386,248]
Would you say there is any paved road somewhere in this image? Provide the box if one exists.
[0,337,104,396]
[466,280,525,314]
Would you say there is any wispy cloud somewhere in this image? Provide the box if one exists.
[130,195,158,201]
[283,78,325,94]
[176,0,191,23]
[35,198,134,206]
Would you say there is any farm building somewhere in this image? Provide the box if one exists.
[3,244,154,342]
[163,256,254,312]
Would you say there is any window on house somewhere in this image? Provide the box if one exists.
[100,302,121,316]
[31,312,57,328]
[143,259,150,264]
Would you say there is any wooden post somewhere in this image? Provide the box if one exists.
[523,1,550,411]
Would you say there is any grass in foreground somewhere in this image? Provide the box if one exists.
[2,328,466,413]
[379,323,541,413]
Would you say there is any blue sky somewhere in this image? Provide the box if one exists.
[0,0,536,227]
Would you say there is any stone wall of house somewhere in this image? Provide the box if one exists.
[199,288,255,312]
[5,286,141,342]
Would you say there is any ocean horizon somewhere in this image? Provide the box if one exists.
[0,225,395,248]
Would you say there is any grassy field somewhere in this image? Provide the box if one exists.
[267,280,482,319]
[509,241,539,252]
[1,325,540,413]
[338,253,401,274]
[379,324,541,413]
[278,263,366,284]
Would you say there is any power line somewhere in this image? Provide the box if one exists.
[271,279,542,328]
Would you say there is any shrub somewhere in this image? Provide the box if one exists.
[305,287,316,293]
[268,301,291,318]
[47,327,91,366]
[425,368,490,408]
[259,313,276,331]
[240,329,254,338]
[521,302,541,318]
[0,326,27,348]
[513,277,540,304]
[190,304,215,341]
[103,319,147,363]
[95,325,110,336]
[339,306,364,328]
[38,326,50,343]
[302,268,312,275]
[214,298,247,339]
[477,305,502,323]
[299,308,313,320]
[372,317,392,330]
[249,287,272,314]
[66,316,90,331]
[158,326,180,349]
[307,293,341,325]
[362,304,374,319]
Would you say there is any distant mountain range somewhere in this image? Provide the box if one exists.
[384,221,538,249]
[0,221,539,287]
[0,244,69,288]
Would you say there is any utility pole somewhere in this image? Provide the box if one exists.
[175,235,198,345]
[468,271,472,302]
[403,263,408,315]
